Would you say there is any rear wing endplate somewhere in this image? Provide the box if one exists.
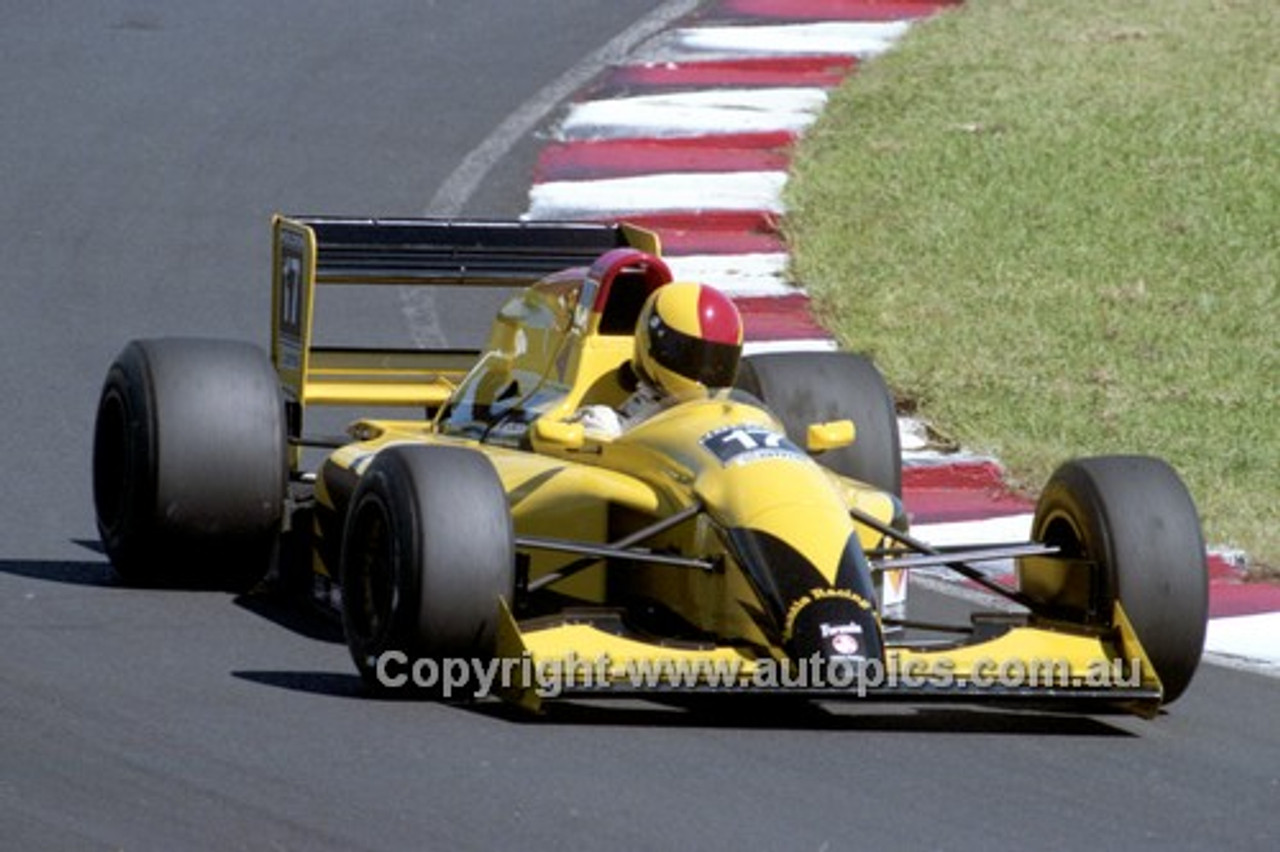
[270,214,660,418]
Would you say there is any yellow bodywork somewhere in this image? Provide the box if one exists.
[284,215,1164,716]
[271,217,472,413]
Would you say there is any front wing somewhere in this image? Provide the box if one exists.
[493,600,1162,717]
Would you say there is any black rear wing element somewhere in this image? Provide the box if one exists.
[270,214,660,415]
[293,216,660,286]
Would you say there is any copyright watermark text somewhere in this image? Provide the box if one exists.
[374,650,1143,699]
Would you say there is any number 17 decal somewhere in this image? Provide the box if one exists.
[700,425,804,466]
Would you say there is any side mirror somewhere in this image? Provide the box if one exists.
[532,418,586,451]
[806,419,855,453]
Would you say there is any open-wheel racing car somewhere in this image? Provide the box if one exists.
[92,216,1210,715]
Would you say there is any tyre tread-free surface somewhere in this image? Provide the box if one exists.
[1031,455,1209,703]
[92,337,286,587]
[340,445,515,691]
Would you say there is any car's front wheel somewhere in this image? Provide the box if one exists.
[1025,455,1208,704]
[340,445,515,697]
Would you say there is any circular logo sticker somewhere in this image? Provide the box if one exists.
[831,633,860,656]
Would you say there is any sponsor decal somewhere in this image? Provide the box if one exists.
[821,620,865,658]
[700,424,805,467]
[830,633,861,657]
[276,228,308,341]
[782,588,877,642]
[275,226,310,380]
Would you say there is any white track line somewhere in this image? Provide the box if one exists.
[642,22,913,61]
[901,449,1001,466]
[527,171,787,220]
[664,253,794,298]
[743,339,838,355]
[427,0,701,215]
[1204,614,1280,668]
[911,514,1035,550]
[558,88,828,141]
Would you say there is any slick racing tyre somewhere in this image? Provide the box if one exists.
[1026,456,1208,704]
[735,351,902,497]
[340,445,515,697]
[92,338,288,589]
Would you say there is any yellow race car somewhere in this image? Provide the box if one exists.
[91,216,1209,716]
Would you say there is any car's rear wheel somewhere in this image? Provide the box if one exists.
[92,338,287,588]
[1026,455,1208,703]
[340,445,514,697]
[735,351,901,496]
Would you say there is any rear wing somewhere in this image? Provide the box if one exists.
[270,214,660,427]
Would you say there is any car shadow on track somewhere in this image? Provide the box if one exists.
[0,540,118,586]
[228,669,1137,736]
[465,696,1139,736]
[233,669,368,698]
[0,557,117,587]
[224,579,1141,736]
[1,540,292,594]
[0,542,352,656]
[232,588,347,645]
[7,548,1141,737]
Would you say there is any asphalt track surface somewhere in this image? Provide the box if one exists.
[2,4,1278,850]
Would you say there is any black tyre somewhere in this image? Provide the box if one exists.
[1027,456,1208,704]
[92,338,287,588]
[340,445,514,696]
[735,351,901,496]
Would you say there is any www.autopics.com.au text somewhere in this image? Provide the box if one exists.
[373,650,1144,699]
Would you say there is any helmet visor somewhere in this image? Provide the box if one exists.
[650,319,741,388]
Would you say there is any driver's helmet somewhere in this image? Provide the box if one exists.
[633,281,744,397]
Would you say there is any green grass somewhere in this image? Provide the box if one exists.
[785,0,1278,572]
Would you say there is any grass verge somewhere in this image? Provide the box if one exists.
[785,0,1277,572]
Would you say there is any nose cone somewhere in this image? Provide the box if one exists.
[727,527,885,666]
